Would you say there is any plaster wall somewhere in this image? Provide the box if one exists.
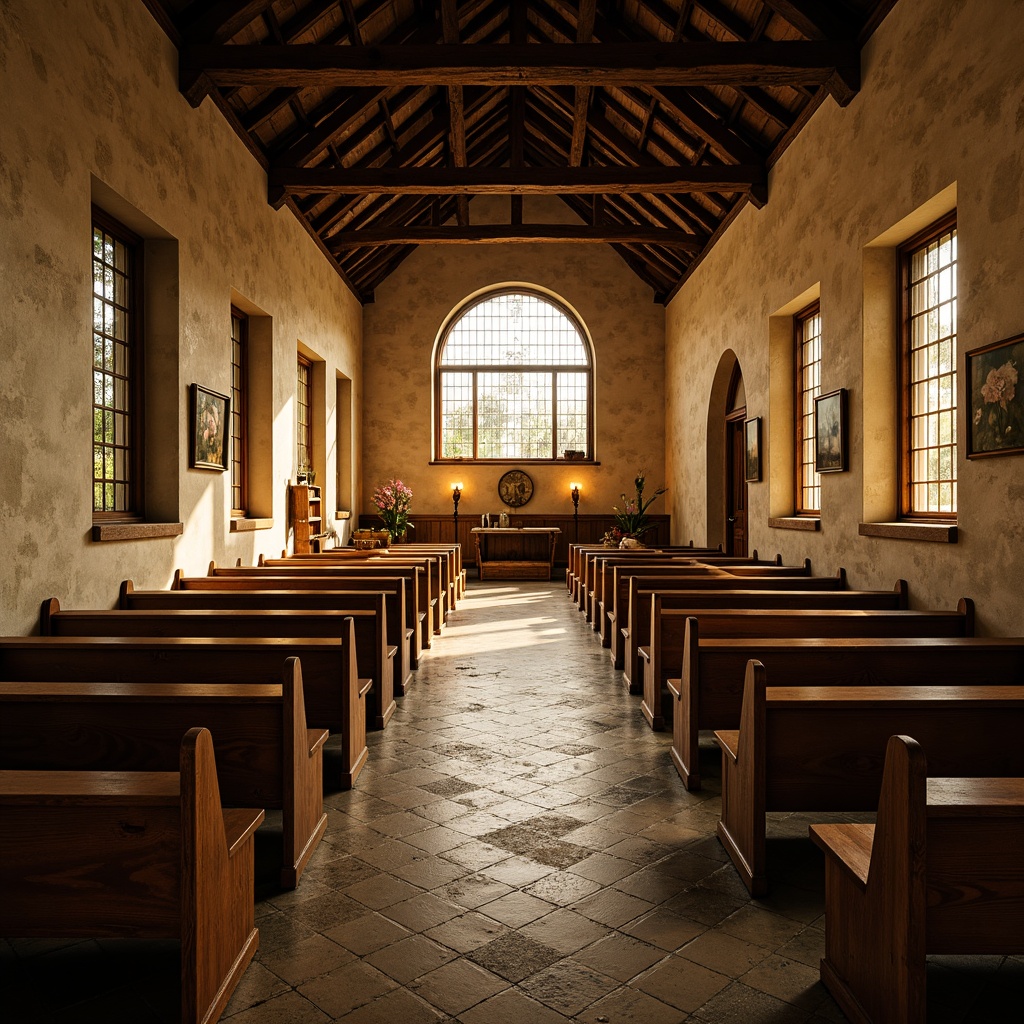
[363,194,666,522]
[0,0,363,635]
[665,0,1024,635]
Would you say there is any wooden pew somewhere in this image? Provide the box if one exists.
[120,579,414,694]
[566,542,722,603]
[622,568,850,689]
[0,657,325,889]
[0,727,263,1024]
[810,734,1024,1024]
[641,600,975,731]
[209,562,433,649]
[0,633,368,789]
[668,630,1024,791]
[43,597,396,730]
[714,660,1024,895]
[265,551,452,627]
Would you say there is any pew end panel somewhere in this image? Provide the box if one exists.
[810,735,1024,1024]
[0,727,263,1024]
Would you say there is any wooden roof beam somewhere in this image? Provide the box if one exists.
[271,164,766,197]
[328,224,703,250]
[759,0,859,42]
[441,0,469,226]
[569,0,597,167]
[180,41,861,104]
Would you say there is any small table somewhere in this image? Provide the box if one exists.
[472,527,561,581]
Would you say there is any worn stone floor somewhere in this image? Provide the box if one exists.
[3,579,1021,1022]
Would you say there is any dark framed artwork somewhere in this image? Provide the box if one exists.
[189,384,230,471]
[744,416,761,482]
[814,388,847,473]
[967,332,1024,458]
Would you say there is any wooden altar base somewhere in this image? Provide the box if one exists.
[478,560,553,581]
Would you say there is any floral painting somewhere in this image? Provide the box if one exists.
[968,333,1024,458]
[189,384,230,471]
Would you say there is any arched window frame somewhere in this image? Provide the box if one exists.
[433,287,595,463]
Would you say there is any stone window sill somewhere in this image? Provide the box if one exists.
[92,521,184,542]
[858,521,958,543]
[230,517,274,533]
[768,517,820,532]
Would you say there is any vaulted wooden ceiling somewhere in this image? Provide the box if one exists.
[144,0,897,304]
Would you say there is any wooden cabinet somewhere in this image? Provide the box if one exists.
[289,484,325,553]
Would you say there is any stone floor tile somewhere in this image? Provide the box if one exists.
[334,985,447,1023]
[257,932,355,987]
[298,961,398,1018]
[436,872,515,910]
[352,837,422,870]
[677,928,772,978]
[518,908,614,956]
[740,953,830,1010]
[689,980,809,1023]
[411,958,509,1014]
[518,957,620,1016]
[572,931,666,983]
[324,912,413,956]
[632,955,731,1012]
[604,835,671,866]
[402,825,472,855]
[343,874,423,911]
[222,988,331,1023]
[455,987,572,1024]
[443,840,510,871]
[223,959,291,1014]
[717,904,808,950]
[576,985,689,1024]
[383,892,465,932]
[772,925,826,970]
[481,856,554,886]
[364,933,455,984]
[466,932,563,983]
[424,912,510,954]
[572,887,656,928]
[622,908,705,951]
[522,870,603,906]
[391,854,469,889]
[570,852,638,885]
[478,890,555,927]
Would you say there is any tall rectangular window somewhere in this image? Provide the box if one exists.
[297,354,313,475]
[900,214,957,518]
[230,309,248,515]
[92,208,141,518]
[795,302,821,515]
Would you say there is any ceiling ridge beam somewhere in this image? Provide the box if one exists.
[328,224,703,249]
[180,41,861,105]
[271,164,766,196]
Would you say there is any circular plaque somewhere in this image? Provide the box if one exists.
[497,469,534,508]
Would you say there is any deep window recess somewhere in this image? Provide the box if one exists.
[436,290,593,461]
[900,214,957,518]
[795,302,822,515]
[297,354,313,475]
[92,208,142,519]
[230,308,248,516]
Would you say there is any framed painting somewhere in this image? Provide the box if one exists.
[189,384,230,471]
[814,388,847,473]
[967,332,1024,458]
[744,416,761,482]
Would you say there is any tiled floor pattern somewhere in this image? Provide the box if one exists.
[3,580,1020,1022]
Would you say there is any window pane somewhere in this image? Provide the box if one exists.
[903,221,957,515]
[437,291,592,460]
[795,305,821,514]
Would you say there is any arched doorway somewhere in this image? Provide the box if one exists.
[706,352,747,556]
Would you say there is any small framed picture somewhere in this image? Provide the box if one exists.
[814,388,847,473]
[967,332,1024,458]
[189,384,230,471]
[744,416,761,482]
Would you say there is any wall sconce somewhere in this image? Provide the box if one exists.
[570,482,581,541]
[451,482,463,523]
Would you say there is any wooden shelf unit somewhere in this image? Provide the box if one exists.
[289,484,327,554]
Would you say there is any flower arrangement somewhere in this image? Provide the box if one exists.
[609,469,667,545]
[372,478,415,540]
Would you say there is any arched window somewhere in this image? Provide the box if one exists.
[435,289,593,461]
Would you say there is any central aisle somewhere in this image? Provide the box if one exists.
[229,579,842,1023]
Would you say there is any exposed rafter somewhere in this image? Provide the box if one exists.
[328,224,704,249]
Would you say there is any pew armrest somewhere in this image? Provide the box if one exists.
[714,729,740,762]
[307,727,330,758]
[810,822,874,887]
[223,806,266,857]
[667,678,682,701]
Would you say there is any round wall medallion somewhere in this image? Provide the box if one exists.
[498,469,534,507]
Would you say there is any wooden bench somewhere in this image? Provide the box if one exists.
[205,562,432,650]
[642,600,975,731]
[43,597,396,730]
[667,629,1024,792]
[810,733,1024,1024]
[714,659,1024,895]
[0,633,368,789]
[0,656,325,889]
[0,727,263,1024]
[621,569,850,689]
[121,578,414,694]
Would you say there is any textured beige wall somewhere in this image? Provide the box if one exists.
[0,0,362,634]
[363,194,666,521]
[665,0,1024,635]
